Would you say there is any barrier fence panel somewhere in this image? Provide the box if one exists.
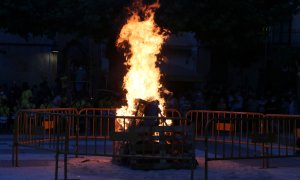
[13,108,181,161]
[263,114,300,157]
[76,108,117,156]
[185,110,264,141]
[203,113,300,180]
[12,108,78,166]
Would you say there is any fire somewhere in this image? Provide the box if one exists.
[116,0,169,129]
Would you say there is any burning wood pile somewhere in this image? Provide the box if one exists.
[112,99,195,169]
[111,0,195,169]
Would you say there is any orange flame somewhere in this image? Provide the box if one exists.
[116,0,169,129]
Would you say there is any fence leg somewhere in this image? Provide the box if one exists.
[55,146,59,180]
[76,117,79,158]
[12,141,18,167]
[190,122,195,180]
[12,132,15,167]
[261,145,265,168]
[12,124,19,167]
[55,116,61,180]
[15,142,19,167]
[262,146,270,168]
[265,146,269,168]
[204,121,209,180]
[190,162,194,180]
[205,142,208,180]
[64,118,69,180]
[12,143,14,167]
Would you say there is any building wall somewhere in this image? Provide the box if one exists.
[292,13,300,30]
[162,32,210,83]
[0,31,56,87]
[55,35,108,97]
[291,13,300,45]
[0,31,211,94]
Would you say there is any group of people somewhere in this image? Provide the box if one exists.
[167,85,299,115]
[0,79,93,119]
[0,80,299,123]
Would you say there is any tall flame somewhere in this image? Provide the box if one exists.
[116,0,169,128]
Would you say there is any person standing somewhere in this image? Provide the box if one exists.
[20,82,34,109]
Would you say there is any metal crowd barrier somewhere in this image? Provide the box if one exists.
[185,110,263,140]
[12,108,181,160]
[202,112,300,180]
[12,108,300,180]
[12,108,192,180]
[12,108,78,167]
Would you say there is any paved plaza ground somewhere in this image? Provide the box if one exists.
[1,134,300,180]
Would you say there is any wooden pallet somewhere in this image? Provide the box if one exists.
[112,125,195,169]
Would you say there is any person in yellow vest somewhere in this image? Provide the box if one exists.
[20,82,35,109]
